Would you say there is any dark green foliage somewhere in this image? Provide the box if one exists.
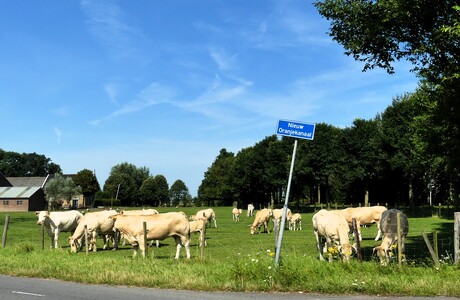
[169,179,191,207]
[0,149,61,176]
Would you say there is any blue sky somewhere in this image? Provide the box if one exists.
[0,1,418,197]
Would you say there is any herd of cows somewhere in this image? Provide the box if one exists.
[35,205,408,265]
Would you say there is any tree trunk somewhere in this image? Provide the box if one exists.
[409,179,415,213]
[317,184,321,205]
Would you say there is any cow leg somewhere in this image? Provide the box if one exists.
[314,231,324,261]
[375,221,382,241]
[132,243,139,258]
[90,231,98,252]
[213,217,217,228]
[174,236,182,259]
[53,228,59,249]
[102,235,108,250]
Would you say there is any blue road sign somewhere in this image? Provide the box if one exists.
[276,119,315,140]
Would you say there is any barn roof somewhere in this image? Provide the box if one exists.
[0,172,12,187]
[0,186,42,199]
[6,176,50,188]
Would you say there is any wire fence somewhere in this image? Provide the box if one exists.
[1,211,457,266]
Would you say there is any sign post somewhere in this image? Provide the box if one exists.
[274,119,315,268]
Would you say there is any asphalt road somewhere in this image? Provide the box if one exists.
[0,275,458,300]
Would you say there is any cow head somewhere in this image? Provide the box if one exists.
[68,237,80,253]
[35,211,50,225]
[338,243,354,263]
[373,245,390,265]
[249,225,257,235]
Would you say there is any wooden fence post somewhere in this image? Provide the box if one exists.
[200,220,206,260]
[454,212,460,263]
[2,214,9,248]
[433,230,438,260]
[143,222,148,259]
[84,225,89,255]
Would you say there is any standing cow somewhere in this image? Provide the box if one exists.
[247,204,255,217]
[68,210,118,252]
[232,208,243,222]
[35,210,84,248]
[373,209,409,265]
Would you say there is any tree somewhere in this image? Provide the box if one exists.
[44,173,81,210]
[73,169,100,207]
[314,0,460,81]
[139,176,157,206]
[198,149,236,206]
[0,149,61,176]
[103,162,150,206]
[315,0,460,208]
[340,118,386,205]
[169,180,191,207]
[153,175,169,207]
[296,123,343,205]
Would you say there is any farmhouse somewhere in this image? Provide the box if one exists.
[0,172,96,212]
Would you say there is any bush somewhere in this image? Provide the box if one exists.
[93,198,121,207]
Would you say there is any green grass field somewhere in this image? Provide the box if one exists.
[0,207,459,296]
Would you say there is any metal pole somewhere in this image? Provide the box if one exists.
[275,139,297,268]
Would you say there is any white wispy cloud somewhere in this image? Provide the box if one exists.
[104,82,119,105]
[54,127,62,144]
[90,82,173,125]
[209,47,238,71]
[80,0,146,61]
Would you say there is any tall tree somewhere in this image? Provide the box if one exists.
[341,118,386,205]
[153,175,169,207]
[297,123,343,205]
[315,0,460,208]
[169,179,191,207]
[103,162,149,206]
[314,0,460,80]
[139,176,157,206]
[73,169,100,207]
[198,149,236,206]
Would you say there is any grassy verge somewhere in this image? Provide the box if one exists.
[0,207,458,296]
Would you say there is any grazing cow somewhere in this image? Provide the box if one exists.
[35,210,84,248]
[335,206,387,241]
[374,209,409,265]
[312,209,354,262]
[232,208,243,222]
[189,219,207,246]
[271,208,292,230]
[194,208,217,228]
[288,213,302,230]
[247,204,255,217]
[68,210,118,252]
[111,212,191,259]
[249,208,272,235]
